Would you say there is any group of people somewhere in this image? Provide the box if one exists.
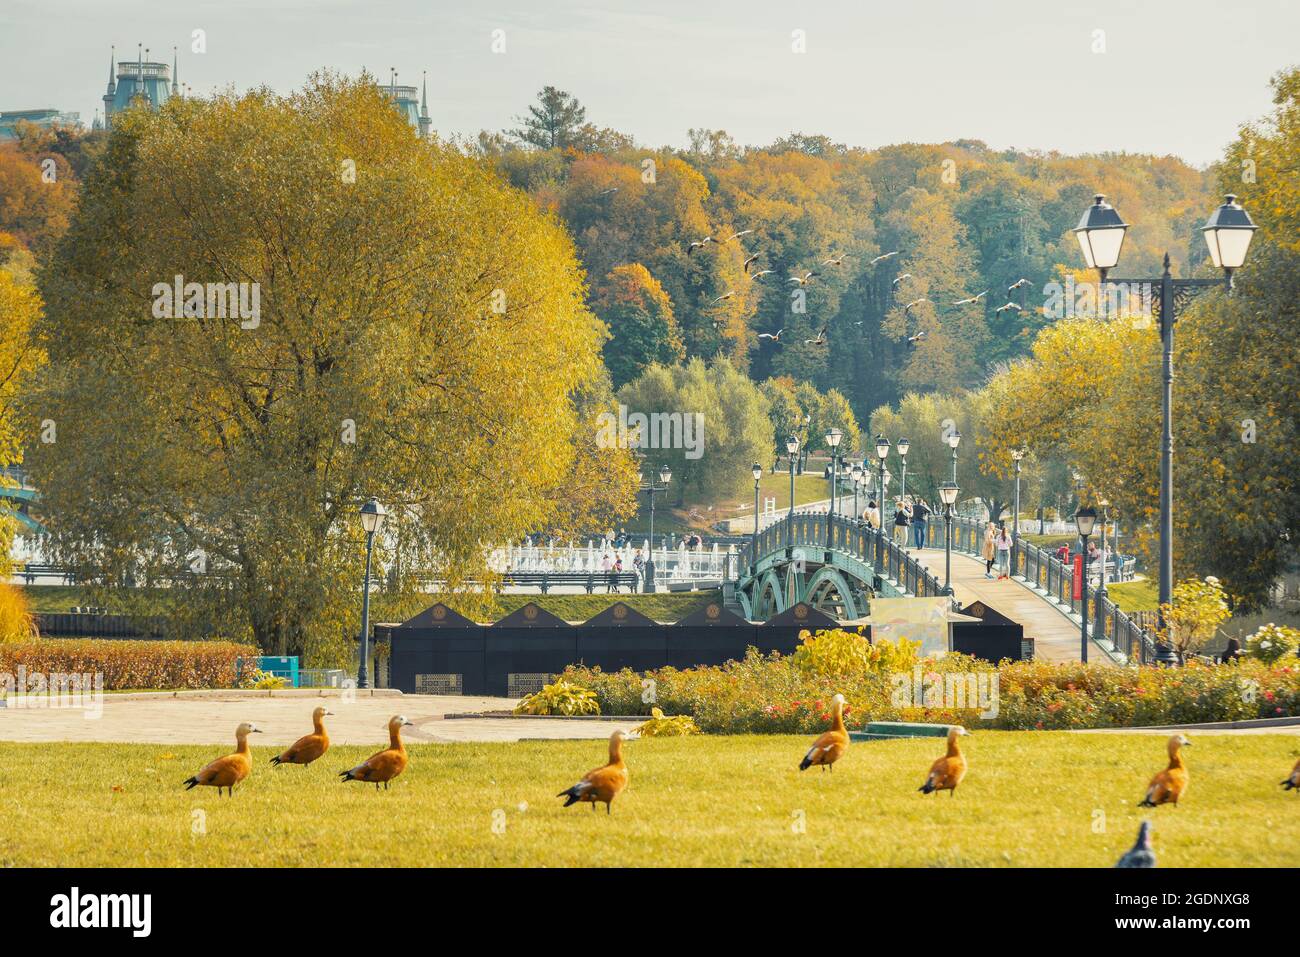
[981,522,1014,580]
[861,496,934,550]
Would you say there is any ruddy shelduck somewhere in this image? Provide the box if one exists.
[339,715,413,790]
[1139,733,1191,807]
[183,722,262,796]
[919,726,971,796]
[799,693,848,772]
[270,706,332,767]
[558,729,629,814]
[1280,756,1300,793]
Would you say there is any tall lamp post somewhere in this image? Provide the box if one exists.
[874,435,890,575]
[357,497,388,689]
[785,434,799,549]
[1095,497,1110,638]
[1011,448,1024,541]
[825,427,843,545]
[1074,506,1097,664]
[897,436,910,501]
[851,464,864,522]
[947,430,962,483]
[639,464,672,592]
[1075,193,1255,664]
[938,482,959,596]
[750,462,762,574]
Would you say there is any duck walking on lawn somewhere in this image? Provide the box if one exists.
[799,693,848,772]
[183,722,261,796]
[340,715,412,790]
[1280,755,1300,793]
[558,729,629,814]
[919,727,970,796]
[270,706,332,767]
[1139,733,1191,807]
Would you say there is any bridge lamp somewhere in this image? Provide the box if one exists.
[937,482,959,597]
[658,464,672,486]
[786,434,800,456]
[750,462,763,574]
[897,437,910,457]
[947,430,961,450]
[825,427,843,449]
[752,462,763,481]
[1074,506,1097,538]
[1074,506,1098,663]
[1073,194,1128,280]
[875,434,890,460]
[784,436,799,548]
[1201,194,1257,282]
[356,497,387,690]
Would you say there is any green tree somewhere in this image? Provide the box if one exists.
[511,86,588,150]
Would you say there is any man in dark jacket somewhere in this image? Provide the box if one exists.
[911,498,932,549]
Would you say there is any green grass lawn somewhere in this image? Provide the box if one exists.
[378,590,720,623]
[1,732,1295,866]
[1106,579,1159,613]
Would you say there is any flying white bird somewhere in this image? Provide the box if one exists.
[953,290,989,306]
[749,269,775,281]
[907,330,929,344]
[726,229,755,243]
[903,298,929,313]
[688,237,718,254]
[870,251,900,265]
[713,290,737,304]
[804,324,829,346]
[1008,278,1033,293]
[821,253,849,267]
[743,252,761,272]
[757,329,784,342]
[597,187,619,196]
[892,273,913,288]
[995,301,1023,314]
[788,271,819,286]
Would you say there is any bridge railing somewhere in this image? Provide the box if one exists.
[737,510,950,603]
[944,516,1159,664]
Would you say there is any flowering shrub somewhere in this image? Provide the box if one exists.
[242,669,291,690]
[1243,623,1300,664]
[633,708,700,737]
[791,627,920,678]
[1159,576,1231,660]
[0,639,255,689]
[564,648,1300,734]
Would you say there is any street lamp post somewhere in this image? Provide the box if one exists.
[639,464,672,592]
[785,434,799,549]
[357,497,388,689]
[825,427,843,546]
[1096,497,1110,638]
[897,436,910,503]
[1011,449,1024,542]
[1074,506,1097,664]
[948,430,962,483]
[938,482,959,596]
[1075,193,1255,665]
[750,462,762,574]
[874,435,890,579]
[851,464,863,523]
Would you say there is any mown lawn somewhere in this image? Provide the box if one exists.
[0,732,1295,867]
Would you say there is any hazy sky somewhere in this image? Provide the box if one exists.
[2,0,1295,165]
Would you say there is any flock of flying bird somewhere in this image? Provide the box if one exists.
[688,229,1036,349]
[181,701,1300,867]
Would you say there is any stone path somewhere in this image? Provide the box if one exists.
[0,690,636,746]
[907,547,1114,664]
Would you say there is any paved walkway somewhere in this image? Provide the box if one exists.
[0,691,636,746]
[907,546,1112,664]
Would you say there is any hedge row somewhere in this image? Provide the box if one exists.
[0,639,257,690]
[563,636,1300,734]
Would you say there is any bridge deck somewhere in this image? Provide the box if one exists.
[908,546,1114,665]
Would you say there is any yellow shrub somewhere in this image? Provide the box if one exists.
[514,678,600,716]
[0,583,37,644]
[792,628,920,678]
[633,707,700,737]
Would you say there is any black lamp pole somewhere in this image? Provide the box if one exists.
[750,463,762,574]
[1076,194,1255,666]
[357,498,387,689]
[1075,506,1097,664]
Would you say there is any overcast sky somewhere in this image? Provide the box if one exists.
[2,0,1295,165]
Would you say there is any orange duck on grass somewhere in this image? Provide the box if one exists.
[558,730,629,814]
[270,706,332,767]
[1282,756,1300,794]
[340,715,413,790]
[183,722,262,796]
[799,693,848,772]
[919,726,971,796]
[1139,733,1191,807]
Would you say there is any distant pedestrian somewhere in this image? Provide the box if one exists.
[865,499,880,529]
[893,498,911,546]
[912,497,932,549]
[983,522,997,578]
[995,524,1012,579]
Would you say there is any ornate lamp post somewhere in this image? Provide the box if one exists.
[357,497,387,689]
[825,427,843,545]
[938,482,959,596]
[1074,506,1097,664]
[947,429,961,483]
[874,435,890,574]
[897,436,910,501]
[750,462,762,574]
[785,434,799,548]
[851,464,864,522]
[1095,497,1110,637]
[639,464,672,592]
[1011,448,1024,542]
[1075,193,1255,664]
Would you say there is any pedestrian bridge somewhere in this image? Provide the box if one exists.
[729,510,1155,665]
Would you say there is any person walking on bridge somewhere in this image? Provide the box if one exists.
[893,498,911,546]
[983,521,997,579]
[912,497,932,550]
[995,524,1012,580]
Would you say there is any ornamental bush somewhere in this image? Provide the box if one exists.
[1244,623,1300,664]
[0,638,255,689]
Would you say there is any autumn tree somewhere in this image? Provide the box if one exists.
[511,86,589,150]
[593,263,684,388]
[27,74,633,661]
[0,269,43,574]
